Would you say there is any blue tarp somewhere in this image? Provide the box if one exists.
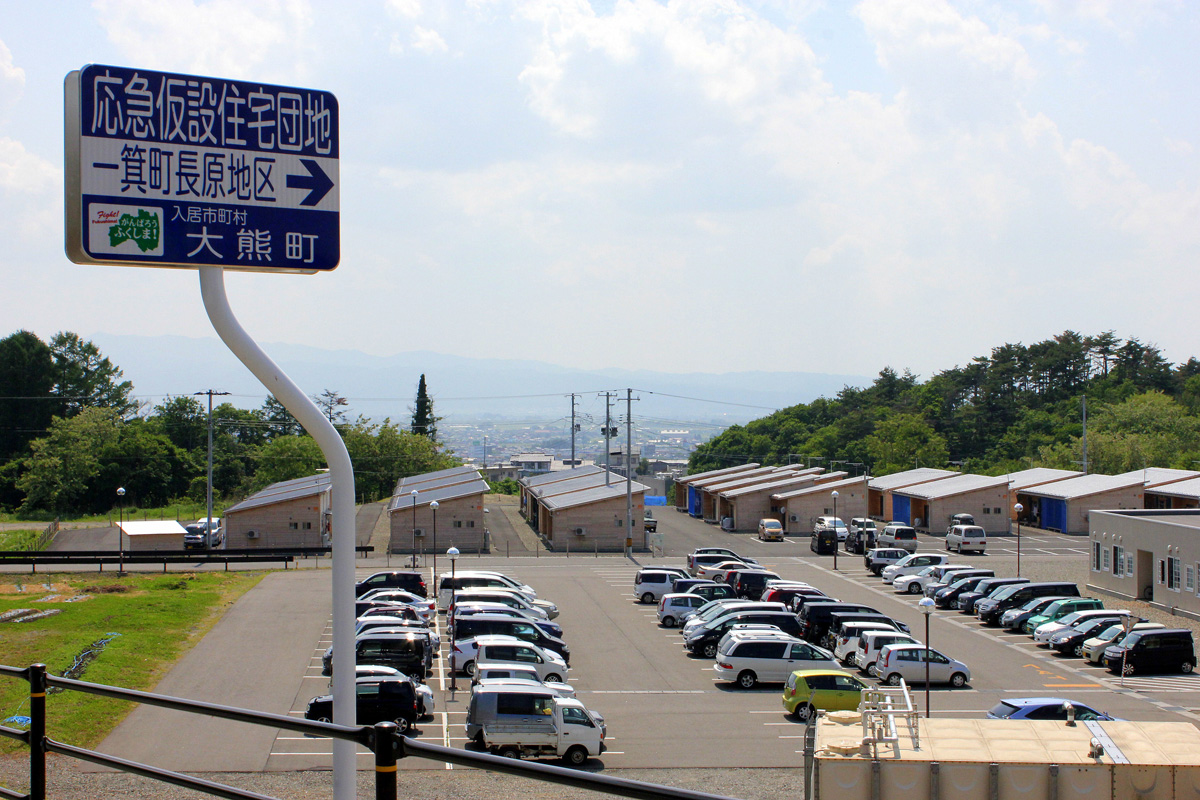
[1040,497,1067,532]
[893,495,912,526]
[644,496,668,506]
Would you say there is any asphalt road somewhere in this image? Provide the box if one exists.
[93,507,1200,774]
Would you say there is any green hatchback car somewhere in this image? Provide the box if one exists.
[782,669,869,721]
[1022,597,1103,635]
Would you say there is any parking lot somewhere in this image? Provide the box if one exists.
[258,508,1200,771]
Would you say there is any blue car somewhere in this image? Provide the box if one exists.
[986,697,1117,721]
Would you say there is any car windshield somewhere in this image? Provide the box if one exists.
[1074,618,1112,634]
[1057,611,1088,626]
[763,521,782,530]
[833,520,847,530]
[989,701,1020,718]
[1096,624,1123,640]
[1119,632,1143,648]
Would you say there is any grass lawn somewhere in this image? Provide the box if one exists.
[0,570,267,751]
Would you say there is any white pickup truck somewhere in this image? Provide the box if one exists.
[481,697,606,765]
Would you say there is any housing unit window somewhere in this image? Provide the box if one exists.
[1159,560,1166,585]
[288,522,299,530]
[453,521,463,528]
[1125,554,1133,577]
[1112,546,1124,577]
[1187,566,1195,594]
[303,522,312,530]
[615,519,624,527]
[467,520,475,528]
[1092,541,1101,571]
[1102,548,1110,571]
[1169,557,1182,591]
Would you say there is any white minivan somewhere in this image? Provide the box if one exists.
[713,632,836,688]
[945,525,987,553]
[657,593,707,627]
[454,634,568,681]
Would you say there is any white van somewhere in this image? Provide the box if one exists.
[438,571,536,608]
[713,631,835,688]
[657,593,707,627]
[945,525,987,553]
[452,634,568,681]
[634,569,678,604]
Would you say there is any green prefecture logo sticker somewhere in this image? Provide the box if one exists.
[87,204,164,257]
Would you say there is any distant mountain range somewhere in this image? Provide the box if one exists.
[90,333,870,427]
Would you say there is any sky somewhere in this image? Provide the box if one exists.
[2,0,1199,383]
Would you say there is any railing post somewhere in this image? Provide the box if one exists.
[372,722,398,800]
[29,663,46,800]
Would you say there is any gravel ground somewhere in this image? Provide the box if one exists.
[0,758,800,800]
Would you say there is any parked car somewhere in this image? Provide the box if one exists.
[1047,615,1136,656]
[643,509,657,532]
[1103,628,1196,675]
[846,519,878,554]
[326,630,432,680]
[1023,599,1107,637]
[730,570,782,600]
[977,582,1080,626]
[305,676,420,732]
[987,697,1116,721]
[927,569,994,601]
[877,524,918,552]
[453,634,569,680]
[349,666,434,716]
[762,585,824,607]
[696,560,754,581]
[686,583,739,604]
[355,570,427,598]
[686,609,801,658]
[183,520,222,549]
[681,600,766,634]
[672,578,715,594]
[1000,596,1072,632]
[451,603,563,639]
[892,564,973,595]
[881,553,952,584]
[1082,622,1164,664]
[825,612,908,650]
[957,577,1029,614]
[832,622,897,666]
[810,527,838,554]
[798,601,881,644]
[471,664,575,697]
[864,548,910,576]
[757,519,785,541]
[814,516,849,542]
[658,593,708,627]
[358,589,437,620]
[687,549,759,575]
[945,525,987,554]
[933,574,991,608]
[782,669,871,721]
[452,614,569,663]
[634,569,682,604]
[438,571,536,608]
[715,632,836,687]
[448,589,556,620]
[876,643,970,687]
[855,630,920,675]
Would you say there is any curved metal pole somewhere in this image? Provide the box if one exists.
[198,267,357,800]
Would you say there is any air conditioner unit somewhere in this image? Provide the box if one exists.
[247,530,259,539]
[789,514,799,523]
[414,528,425,537]
[573,527,586,536]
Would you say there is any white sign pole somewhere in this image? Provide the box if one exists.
[198,266,357,800]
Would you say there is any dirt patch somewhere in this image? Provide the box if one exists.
[0,582,73,596]
[79,584,129,594]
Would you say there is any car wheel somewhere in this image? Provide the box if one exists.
[908,583,922,595]
[463,660,476,676]
[795,703,816,722]
[1122,662,1135,676]
[886,673,903,687]
[1183,661,1195,674]
[738,670,757,689]
[317,716,331,723]
[950,672,967,688]
[1074,644,1085,657]
[641,592,655,604]
[545,673,563,683]
[702,642,718,658]
[662,616,676,628]
[866,663,877,677]
[564,745,589,766]
[396,717,411,732]
[498,746,522,759]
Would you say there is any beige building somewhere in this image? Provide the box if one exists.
[387,467,489,554]
[519,466,604,527]
[120,520,187,551]
[1016,473,1145,535]
[673,463,761,511]
[774,476,869,535]
[1003,468,1082,520]
[717,471,823,531]
[891,473,1011,534]
[224,473,332,549]
[519,467,647,551]
[698,468,806,523]
[1089,509,1200,620]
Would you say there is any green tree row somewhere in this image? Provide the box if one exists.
[689,331,1200,478]
[0,331,458,516]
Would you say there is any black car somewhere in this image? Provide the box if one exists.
[798,602,880,644]
[689,584,738,602]
[957,577,1029,614]
[685,610,804,658]
[731,570,781,600]
[934,575,990,609]
[356,600,420,620]
[305,677,420,733]
[1103,629,1196,676]
[810,529,837,555]
[356,571,427,599]
[1048,615,1134,656]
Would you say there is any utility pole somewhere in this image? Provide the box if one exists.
[625,388,640,555]
[1081,394,1088,474]
[601,392,616,487]
[569,393,579,467]
[194,389,231,544]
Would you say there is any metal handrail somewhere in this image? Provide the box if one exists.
[0,662,745,800]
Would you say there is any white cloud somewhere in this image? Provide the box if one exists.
[411,25,449,53]
[388,0,422,19]
[0,137,61,240]
[0,38,25,116]
[90,0,316,81]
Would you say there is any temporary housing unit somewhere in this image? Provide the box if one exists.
[717,471,825,532]
[224,473,333,549]
[1003,468,1083,520]
[1089,508,1200,616]
[120,520,187,551]
[387,467,489,553]
[519,466,603,522]
[672,463,761,512]
[866,468,957,521]
[1016,473,1144,535]
[891,473,1010,534]
[774,476,868,535]
[698,467,814,524]
[539,479,648,552]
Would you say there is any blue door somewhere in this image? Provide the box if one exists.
[892,495,911,526]
[688,486,702,517]
[1040,498,1067,532]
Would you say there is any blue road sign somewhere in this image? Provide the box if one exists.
[65,64,339,273]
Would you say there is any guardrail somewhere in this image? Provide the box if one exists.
[0,662,740,800]
[0,546,373,574]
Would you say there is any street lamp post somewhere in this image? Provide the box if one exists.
[430,501,440,579]
[410,490,419,568]
[1014,503,1024,578]
[831,490,839,571]
[116,487,126,574]
[448,546,460,691]
[919,597,934,718]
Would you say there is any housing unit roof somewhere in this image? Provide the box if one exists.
[520,465,602,489]
[773,475,869,500]
[1144,476,1200,501]
[1021,473,1143,500]
[119,520,189,536]
[1005,468,1083,490]
[702,468,803,494]
[1113,467,1200,488]
[394,466,481,494]
[226,472,333,514]
[868,468,958,491]
[895,473,1009,501]
[720,474,818,498]
[674,464,761,485]
[690,466,788,490]
[387,478,489,511]
[542,481,649,511]
[527,470,627,499]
